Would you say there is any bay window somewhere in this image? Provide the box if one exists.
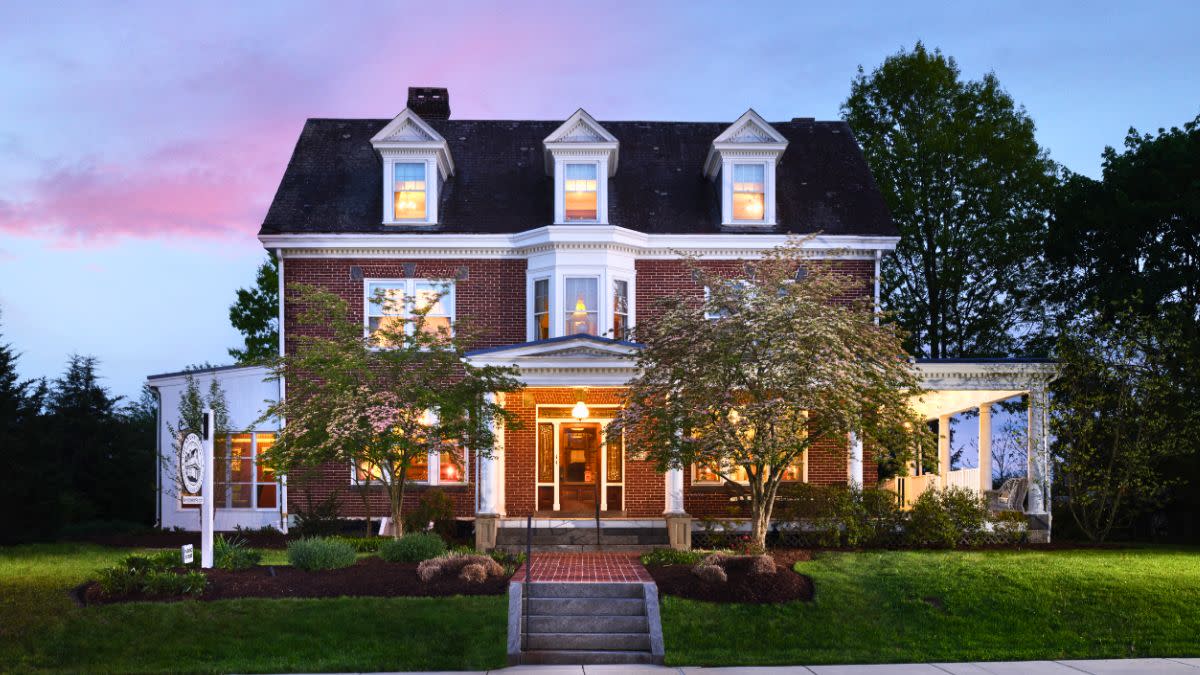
[564,163,598,221]
[533,279,550,340]
[393,162,428,220]
[612,279,629,340]
[732,163,766,221]
[564,277,599,336]
[365,279,455,346]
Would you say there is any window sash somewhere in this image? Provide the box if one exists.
[692,457,804,485]
[612,279,629,340]
[353,445,466,486]
[201,432,278,510]
[564,277,599,335]
[533,279,550,340]
[564,163,598,221]
[366,279,455,344]
[731,163,766,221]
[393,163,428,220]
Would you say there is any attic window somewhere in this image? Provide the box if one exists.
[564,163,598,221]
[393,163,428,220]
[732,164,766,221]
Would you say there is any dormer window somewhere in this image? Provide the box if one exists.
[371,108,454,226]
[564,163,599,221]
[544,109,619,225]
[705,109,788,228]
[393,163,428,220]
[731,164,766,221]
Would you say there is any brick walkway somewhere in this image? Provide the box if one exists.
[514,552,653,583]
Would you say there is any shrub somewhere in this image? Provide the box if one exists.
[416,554,504,583]
[143,570,207,597]
[488,549,525,575]
[748,554,776,576]
[907,489,959,548]
[97,566,141,596]
[989,510,1028,543]
[459,562,488,584]
[694,563,727,584]
[96,554,206,598]
[379,533,446,563]
[214,534,262,570]
[294,492,344,537]
[941,486,988,544]
[287,537,357,571]
[336,536,384,553]
[403,489,456,537]
[640,548,706,567]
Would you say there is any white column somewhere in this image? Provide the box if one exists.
[937,414,951,488]
[1026,386,1050,514]
[201,408,214,569]
[664,467,685,514]
[478,392,501,515]
[848,431,864,489]
[978,404,992,493]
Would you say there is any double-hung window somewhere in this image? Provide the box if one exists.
[731,163,766,221]
[564,163,598,221]
[366,279,454,346]
[564,277,599,336]
[533,279,550,340]
[190,432,277,509]
[353,443,466,486]
[393,163,428,220]
[612,280,629,340]
[693,457,804,485]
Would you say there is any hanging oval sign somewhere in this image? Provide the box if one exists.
[181,433,204,494]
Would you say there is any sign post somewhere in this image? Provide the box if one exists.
[200,408,215,569]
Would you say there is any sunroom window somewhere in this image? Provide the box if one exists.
[732,164,766,221]
[393,162,428,220]
[564,163,598,221]
[564,277,599,335]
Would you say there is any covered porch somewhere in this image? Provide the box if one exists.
[886,359,1058,540]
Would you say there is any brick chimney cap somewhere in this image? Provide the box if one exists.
[407,87,451,120]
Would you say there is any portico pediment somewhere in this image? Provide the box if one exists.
[465,335,640,387]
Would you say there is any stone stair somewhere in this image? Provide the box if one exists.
[497,526,669,552]
[508,582,664,665]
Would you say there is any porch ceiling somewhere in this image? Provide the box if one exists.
[912,359,1057,420]
[909,388,1024,420]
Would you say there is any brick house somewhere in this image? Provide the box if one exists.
[150,87,1057,545]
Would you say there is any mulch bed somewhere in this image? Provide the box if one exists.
[769,549,813,568]
[646,555,814,604]
[76,530,291,550]
[80,557,511,605]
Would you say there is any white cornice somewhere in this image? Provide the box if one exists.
[261,226,899,260]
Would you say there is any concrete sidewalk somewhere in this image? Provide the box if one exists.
[313,657,1200,674]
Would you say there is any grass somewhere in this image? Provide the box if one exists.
[661,547,1200,666]
[0,542,506,673]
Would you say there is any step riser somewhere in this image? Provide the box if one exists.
[525,633,651,651]
[526,583,644,598]
[524,615,649,633]
[520,650,657,665]
[527,597,646,616]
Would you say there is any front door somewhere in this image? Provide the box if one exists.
[558,423,600,514]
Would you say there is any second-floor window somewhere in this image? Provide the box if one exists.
[732,163,766,221]
[564,277,598,335]
[534,279,550,340]
[564,163,598,221]
[613,280,629,340]
[365,279,454,347]
[393,163,428,220]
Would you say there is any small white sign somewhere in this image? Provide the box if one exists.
[181,544,194,565]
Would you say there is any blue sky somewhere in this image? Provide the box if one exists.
[1,0,1198,399]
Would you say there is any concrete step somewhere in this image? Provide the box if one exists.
[503,544,664,553]
[520,649,657,665]
[527,597,646,616]
[524,614,649,634]
[526,582,644,599]
[524,632,651,651]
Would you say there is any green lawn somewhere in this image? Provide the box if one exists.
[661,548,1200,666]
[0,543,507,674]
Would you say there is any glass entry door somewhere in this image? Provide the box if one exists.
[558,424,600,514]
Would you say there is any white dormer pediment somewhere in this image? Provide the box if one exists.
[704,109,788,177]
[543,108,619,175]
[371,108,455,178]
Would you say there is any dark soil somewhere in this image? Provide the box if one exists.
[82,557,511,605]
[646,556,814,604]
[769,549,813,568]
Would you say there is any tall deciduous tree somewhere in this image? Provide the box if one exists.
[842,42,1058,358]
[228,253,279,363]
[610,244,932,548]
[258,284,521,538]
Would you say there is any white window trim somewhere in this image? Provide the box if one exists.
[721,158,775,226]
[383,157,440,225]
[527,267,636,341]
[531,276,551,341]
[363,277,456,346]
[691,452,808,486]
[552,156,609,225]
[561,274,602,337]
[183,432,279,512]
[561,161,601,223]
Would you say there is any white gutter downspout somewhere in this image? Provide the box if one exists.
[873,249,882,325]
[276,248,288,534]
[151,385,162,529]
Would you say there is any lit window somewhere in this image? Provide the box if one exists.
[366,279,455,346]
[534,279,550,340]
[355,460,386,483]
[564,163,598,221]
[393,163,427,220]
[564,277,598,335]
[692,458,803,484]
[732,164,765,221]
[613,280,629,340]
[438,443,466,484]
[193,432,278,510]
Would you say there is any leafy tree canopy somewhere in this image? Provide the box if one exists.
[228,253,279,364]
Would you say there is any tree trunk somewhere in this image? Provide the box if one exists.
[748,495,772,551]
[389,479,407,540]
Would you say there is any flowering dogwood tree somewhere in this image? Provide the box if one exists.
[611,243,932,549]
[259,284,520,538]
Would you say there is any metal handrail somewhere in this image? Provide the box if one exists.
[595,481,601,547]
[522,514,532,652]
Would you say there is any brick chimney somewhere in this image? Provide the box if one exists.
[407,86,450,120]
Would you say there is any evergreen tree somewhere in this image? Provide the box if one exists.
[228,253,279,363]
[0,316,52,543]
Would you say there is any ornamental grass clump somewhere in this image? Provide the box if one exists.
[691,552,775,584]
[287,537,357,571]
[214,534,262,570]
[378,533,446,563]
[96,552,205,598]
[416,553,504,584]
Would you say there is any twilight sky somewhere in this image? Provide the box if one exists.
[1,0,1198,400]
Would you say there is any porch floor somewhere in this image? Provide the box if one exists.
[514,552,653,583]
